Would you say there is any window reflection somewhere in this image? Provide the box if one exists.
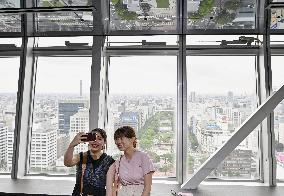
[187,0,256,30]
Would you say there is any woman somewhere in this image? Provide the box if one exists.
[64,128,115,196]
[106,126,155,196]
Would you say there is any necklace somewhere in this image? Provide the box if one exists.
[125,149,137,163]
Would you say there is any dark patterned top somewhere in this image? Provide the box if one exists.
[72,151,115,196]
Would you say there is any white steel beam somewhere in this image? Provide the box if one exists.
[181,85,284,189]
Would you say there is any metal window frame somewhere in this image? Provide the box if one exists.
[3,35,279,185]
[1,0,280,187]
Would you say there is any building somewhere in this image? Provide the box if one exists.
[30,121,57,171]
[58,99,88,134]
[69,108,89,154]
[114,111,139,132]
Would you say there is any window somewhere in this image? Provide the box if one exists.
[29,56,91,174]
[271,56,284,180]
[108,56,177,177]
[0,57,20,173]
[186,56,259,179]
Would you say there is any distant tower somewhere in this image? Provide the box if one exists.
[227,91,234,103]
[80,80,82,97]
[190,91,196,102]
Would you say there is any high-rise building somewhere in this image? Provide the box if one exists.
[58,99,88,134]
[227,91,234,104]
[0,122,14,171]
[57,134,70,159]
[0,123,8,169]
[30,121,57,170]
[190,91,196,102]
[80,80,82,97]
[70,108,89,154]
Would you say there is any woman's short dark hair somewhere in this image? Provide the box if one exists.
[90,128,107,142]
[114,126,137,148]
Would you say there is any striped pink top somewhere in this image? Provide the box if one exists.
[116,150,155,185]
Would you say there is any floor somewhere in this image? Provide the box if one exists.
[0,178,284,196]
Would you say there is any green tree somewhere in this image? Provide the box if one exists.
[188,0,215,20]
[160,163,172,175]
[148,152,161,163]
[188,155,194,173]
[113,0,138,20]
[215,10,236,25]
[162,153,174,164]
[188,132,199,151]
[224,0,241,11]
[51,0,64,7]
[140,128,155,150]
[199,0,215,17]
[112,0,120,4]
[159,132,173,143]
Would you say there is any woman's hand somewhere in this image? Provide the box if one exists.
[64,132,87,167]
[69,132,87,148]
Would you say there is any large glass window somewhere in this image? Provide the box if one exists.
[107,56,177,177]
[0,57,20,173]
[186,56,259,179]
[29,56,91,174]
[271,56,284,180]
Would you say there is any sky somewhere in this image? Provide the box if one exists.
[1,36,284,95]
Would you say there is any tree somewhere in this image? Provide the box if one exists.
[113,0,138,20]
[160,163,172,175]
[140,3,152,14]
[198,0,215,17]
[188,155,194,173]
[188,132,199,151]
[215,10,236,25]
[162,153,174,164]
[139,126,155,150]
[51,0,63,7]
[0,159,7,170]
[148,152,161,163]
[112,0,120,4]
[224,0,241,11]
